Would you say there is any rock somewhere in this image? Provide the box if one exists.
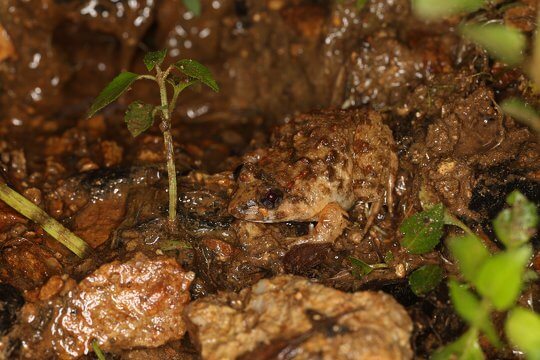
[10,253,194,359]
[185,275,413,360]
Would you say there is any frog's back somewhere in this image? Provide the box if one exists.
[350,109,398,205]
[283,109,397,206]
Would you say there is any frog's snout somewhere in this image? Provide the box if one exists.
[228,196,260,219]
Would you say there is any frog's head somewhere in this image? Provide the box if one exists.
[228,161,313,222]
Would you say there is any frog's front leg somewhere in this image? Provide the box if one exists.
[286,202,348,246]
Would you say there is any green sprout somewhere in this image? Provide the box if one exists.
[400,191,539,359]
[0,182,91,258]
[87,50,219,223]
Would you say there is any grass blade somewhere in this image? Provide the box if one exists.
[0,183,91,258]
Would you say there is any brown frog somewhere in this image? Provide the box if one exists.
[228,109,398,245]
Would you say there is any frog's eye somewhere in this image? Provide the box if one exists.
[259,188,283,209]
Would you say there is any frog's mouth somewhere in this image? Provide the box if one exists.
[228,197,278,222]
[228,187,284,222]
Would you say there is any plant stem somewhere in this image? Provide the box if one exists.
[156,67,177,223]
[443,209,475,236]
[0,182,91,258]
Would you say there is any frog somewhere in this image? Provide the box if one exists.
[228,109,398,245]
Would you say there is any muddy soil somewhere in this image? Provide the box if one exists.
[0,0,539,359]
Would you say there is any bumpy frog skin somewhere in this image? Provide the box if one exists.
[228,109,398,245]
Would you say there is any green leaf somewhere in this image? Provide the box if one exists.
[501,98,540,134]
[92,340,107,360]
[432,329,485,360]
[505,307,540,359]
[87,72,139,118]
[174,80,197,93]
[412,0,484,20]
[182,0,201,16]
[349,256,373,278]
[460,23,526,66]
[475,246,532,311]
[409,264,443,296]
[524,269,539,283]
[532,14,540,88]
[143,49,167,71]
[400,203,445,254]
[124,101,155,137]
[383,250,394,264]
[175,59,219,92]
[493,190,538,248]
[447,235,490,283]
[449,281,483,325]
[449,280,500,346]
[356,0,367,10]
[160,239,192,251]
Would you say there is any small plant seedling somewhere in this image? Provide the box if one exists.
[87,50,219,223]
[400,191,540,359]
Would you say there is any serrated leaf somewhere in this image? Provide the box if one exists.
[143,49,167,71]
[87,72,139,118]
[349,256,373,278]
[432,329,485,360]
[493,190,539,248]
[475,246,532,311]
[505,307,540,359]
[125,101,155,137]
[174,79,197,94]
[182,0,201,16]
[400,203,444,254]
[449,280,500,346]
[447,235,490,283]
[175,59,219,92]
[501,98,540,134]
[412,0,484,20]
[409,264,443,296]
[460,23,526,66]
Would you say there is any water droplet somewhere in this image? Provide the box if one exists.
[30,87,42,101]
[29,53,41,69]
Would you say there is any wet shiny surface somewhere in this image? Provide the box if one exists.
[14,253,194,358]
